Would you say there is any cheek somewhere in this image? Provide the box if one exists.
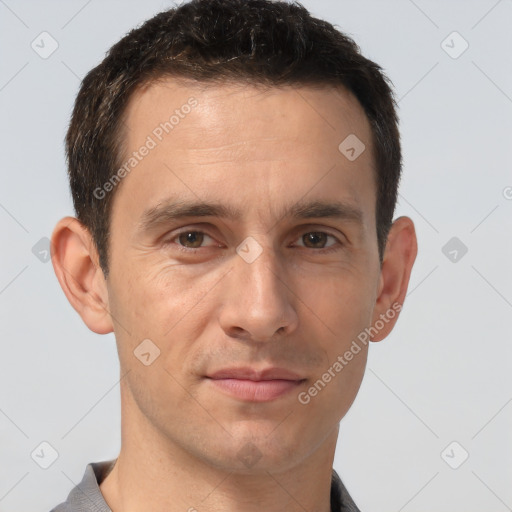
[107,259,220,367]
[296,345,368,438]
[297,264,377,335]
[109,259,182,332]
[107,264,204,412]
[296,267,375,405]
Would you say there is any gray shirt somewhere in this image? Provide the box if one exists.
[50,459,361,512]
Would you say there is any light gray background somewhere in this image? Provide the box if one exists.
[1,0,511,511]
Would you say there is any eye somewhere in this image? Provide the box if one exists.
[295,231,341,252]
[178,231,207,248]
[163,228,343,254]
[165,230,219,251]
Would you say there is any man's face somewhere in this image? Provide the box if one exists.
[106,79,383,472]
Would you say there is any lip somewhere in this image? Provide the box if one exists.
[208,367,304,381]
[206,367,306,402]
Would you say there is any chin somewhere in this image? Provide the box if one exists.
[201,431,305,475]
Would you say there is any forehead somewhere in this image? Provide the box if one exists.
[114,77,376,229]
[123,78,372,152]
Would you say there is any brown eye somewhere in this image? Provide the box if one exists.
[178,231,205,248]
[302,232,329,249]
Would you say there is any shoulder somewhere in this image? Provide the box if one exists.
[331,468,362,512]
[48,460,116,512]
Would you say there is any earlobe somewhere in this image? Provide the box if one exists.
[371,216,418,342]
[51,217,114,335]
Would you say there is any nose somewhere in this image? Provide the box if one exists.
[218,239,299,343]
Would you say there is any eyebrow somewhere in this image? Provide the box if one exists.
[138,198,364,232]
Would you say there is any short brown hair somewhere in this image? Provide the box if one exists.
[66,0,401,275]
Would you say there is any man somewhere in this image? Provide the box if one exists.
[50,0,417,510]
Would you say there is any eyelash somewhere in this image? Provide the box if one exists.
[164,229,343,255]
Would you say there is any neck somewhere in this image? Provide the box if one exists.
[100,384,339,512]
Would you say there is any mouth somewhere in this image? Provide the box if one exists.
[205,367,306,402]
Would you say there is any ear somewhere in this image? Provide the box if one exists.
[370,216,417,342]
[50,216,114,334]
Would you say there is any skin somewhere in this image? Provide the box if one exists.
[51,79,417,512]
